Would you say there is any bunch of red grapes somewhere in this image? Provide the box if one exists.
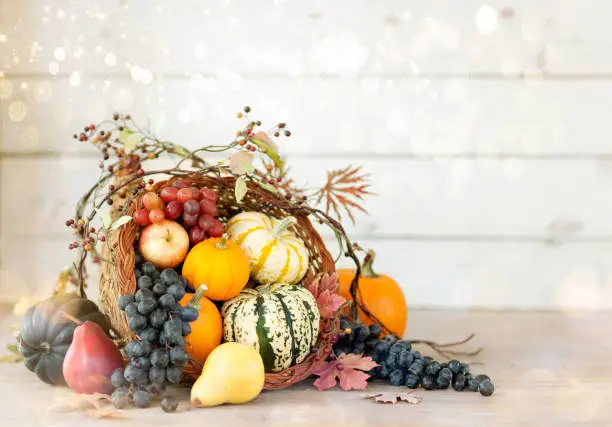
[133,179,224,245]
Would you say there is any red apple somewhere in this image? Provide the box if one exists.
[138,220,189,269]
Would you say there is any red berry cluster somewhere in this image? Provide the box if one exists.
[133,179,224,245]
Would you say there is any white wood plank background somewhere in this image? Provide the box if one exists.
[4,76,612,156]
[4,157,612,239]
[1,0,612,308]
[3,0,612,75]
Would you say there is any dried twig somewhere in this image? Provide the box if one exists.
[410,334,483,359]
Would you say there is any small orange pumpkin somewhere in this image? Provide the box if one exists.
[182,234,250,301]
[180,286,223,362]
[338,250,407,337]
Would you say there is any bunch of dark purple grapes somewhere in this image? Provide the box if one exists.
[334,316,495,397]
[110,256,198,412]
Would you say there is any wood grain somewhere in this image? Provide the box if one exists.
[3,76,612,155]
[2,0,612,75]
[0,308,610,426]
[4,157,612,239]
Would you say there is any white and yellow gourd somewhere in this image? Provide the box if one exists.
[226,212,309,285]
[221,283,320,372]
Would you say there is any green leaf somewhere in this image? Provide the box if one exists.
[173,146,192,158]
[95,208,112,229]
[0,345,22,363]
[244,164,255,175]
[250,132,284,174]
[259,182,277,193]
[235,176,248,203]
[110,215,132,230]
[118,128,133,142]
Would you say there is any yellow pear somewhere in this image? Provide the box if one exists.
[191,342,265,407]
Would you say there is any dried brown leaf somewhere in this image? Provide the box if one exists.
[49,393,112,413]
[364,392,423,405]
[0,353,22,363]
[313,165,372,224]
[174,403,192,413]
[86,408,124,419]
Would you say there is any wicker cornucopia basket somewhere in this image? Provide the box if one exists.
[58,111,486,400]
[99,173,338,390]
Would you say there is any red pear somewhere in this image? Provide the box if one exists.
[62,320,124,394]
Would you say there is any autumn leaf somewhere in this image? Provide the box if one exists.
[312,353,378,391]
[229,151,254,175]
[12,296,39,315]
[0,346,22,363]
[253,131,278,152]
[48,392,124,418]
[321,272,340,294]
[110,215,132,230]
[49,393,114,413]
[313,165,372,224]
[364,392,423,405]
[85,408,124,419]
[94,208,112,229]
[304,273,345,318]
[235,176,248,202]
[123,133,143,154]
[316,291,345,319]
[250,131,284,173]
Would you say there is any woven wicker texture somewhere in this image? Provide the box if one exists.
[99,173,337,390]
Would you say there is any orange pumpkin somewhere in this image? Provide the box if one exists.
[182,234,250,301]
[338,250,407,337]
[180,286,223,362]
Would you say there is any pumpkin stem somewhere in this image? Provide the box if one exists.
[273,216,297,235]
[60,311,83,326]
[361,249,379,278]
[216,234,229,250]
[189,284,209,309]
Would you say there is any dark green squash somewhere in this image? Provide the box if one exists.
[17,293,111,385]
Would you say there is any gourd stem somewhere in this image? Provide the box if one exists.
[361,249,379,278]
[60,311,83,325]
[216,234,229,250]
[273,216,297,235]
[189,284,209,309]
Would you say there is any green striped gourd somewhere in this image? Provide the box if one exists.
[226,212,309,285]
[221,283,320,373]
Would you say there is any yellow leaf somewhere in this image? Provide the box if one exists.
[54,268,72,294]
[0,353,22,363]
[13,296,39,316]
[123,133,142,154]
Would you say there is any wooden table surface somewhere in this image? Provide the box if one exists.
[0,306,609,427]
